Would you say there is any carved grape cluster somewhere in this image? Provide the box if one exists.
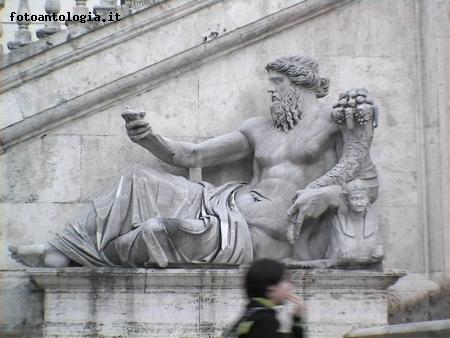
[331,88,378,127]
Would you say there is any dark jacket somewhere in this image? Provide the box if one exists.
[225,298,305,338]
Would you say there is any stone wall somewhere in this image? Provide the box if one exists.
[0,0,448,336]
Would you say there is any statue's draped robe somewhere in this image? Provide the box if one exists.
[50,169,253,267]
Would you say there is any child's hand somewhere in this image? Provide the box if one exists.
[287,294,306,318]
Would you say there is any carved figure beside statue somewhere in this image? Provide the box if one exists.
[326,179,384,265]
[9,55,382,269]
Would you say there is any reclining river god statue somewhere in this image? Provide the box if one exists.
[9,56,381,268]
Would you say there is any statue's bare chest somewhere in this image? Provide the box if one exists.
[252,122,326,166]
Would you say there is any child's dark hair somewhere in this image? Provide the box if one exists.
[245,259,286,298]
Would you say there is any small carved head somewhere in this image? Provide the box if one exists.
[343,179,371,214]
[265,56,329,98]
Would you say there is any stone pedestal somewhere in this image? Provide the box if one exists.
[29,268,403,338]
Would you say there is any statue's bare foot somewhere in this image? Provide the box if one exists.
[8,244,46,267]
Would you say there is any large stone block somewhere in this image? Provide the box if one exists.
[30,268,403,338]
[345,319,450,338]
[198,53,270,136]
[54,72,200,138]
[263,0,417,59]
[372,139,417,173]
[128,73,201,137]
[12,75,69,119]
[377,206,424,272]
[376,170,418,208]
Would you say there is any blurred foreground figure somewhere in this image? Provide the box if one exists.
[224,259,305,338]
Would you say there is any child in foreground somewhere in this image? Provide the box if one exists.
[224,259,305,338]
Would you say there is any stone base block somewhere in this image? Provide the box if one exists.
[29,268,404,338]
[344,319,450,338]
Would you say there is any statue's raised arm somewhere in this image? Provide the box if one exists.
[123,107,253,168]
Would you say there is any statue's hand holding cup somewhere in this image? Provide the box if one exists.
[122,107,152,143]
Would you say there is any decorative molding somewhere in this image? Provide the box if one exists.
[0,0,354,152]
[30,267,403,291]
[414,0,449,284]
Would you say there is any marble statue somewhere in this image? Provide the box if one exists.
[325,179,383,264]
[9,56,381,269]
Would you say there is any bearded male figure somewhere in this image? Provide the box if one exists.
[10,56,370,268]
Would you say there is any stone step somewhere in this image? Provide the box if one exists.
[344,319,450,338]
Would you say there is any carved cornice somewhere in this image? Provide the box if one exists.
[0,0,354,152]
[29,267,404,291]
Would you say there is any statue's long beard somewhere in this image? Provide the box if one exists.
[270,85,303,132]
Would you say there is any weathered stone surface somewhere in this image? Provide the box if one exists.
[0,270,43,337]
[79,135,187,200]
[0,92,23,129]
[30,268,402,338]
[1,202,88,269]
[378,206,424,272]
[372,140,417,176]
[344,319,450,338]
[0,135,81,203]
[198,67,268,136]
[388,274,449,324]
[53,72,200,138]
[376,171,418,208]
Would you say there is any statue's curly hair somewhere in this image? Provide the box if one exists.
[343,179,370,196]
[266,56,329,98]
